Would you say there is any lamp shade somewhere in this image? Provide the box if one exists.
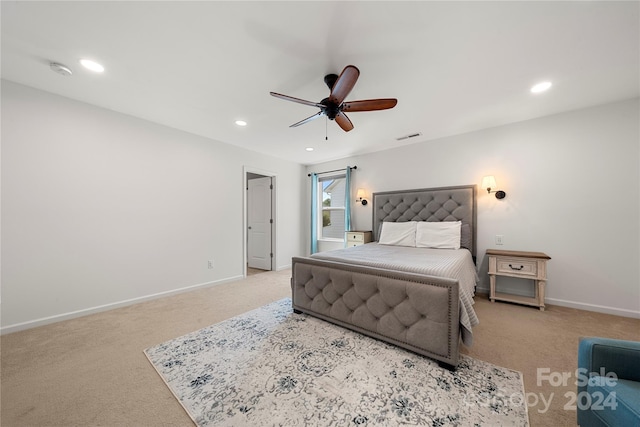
[356,188,367,199]
[481,176,497,190]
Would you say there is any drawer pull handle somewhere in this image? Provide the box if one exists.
[509,264,524,270]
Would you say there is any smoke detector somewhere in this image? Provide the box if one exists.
[50,62,73,76]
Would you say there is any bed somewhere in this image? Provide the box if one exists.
[291,185,479,368]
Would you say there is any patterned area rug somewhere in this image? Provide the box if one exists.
[144,299,529,426]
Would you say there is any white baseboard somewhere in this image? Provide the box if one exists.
[0,275,244,335]
[544,297,640,319]
[475,286,640,319]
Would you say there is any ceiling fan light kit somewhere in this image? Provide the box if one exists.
[270,65,397,133]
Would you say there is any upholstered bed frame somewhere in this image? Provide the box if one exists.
[291,185,477,368]
[371,185,476,261]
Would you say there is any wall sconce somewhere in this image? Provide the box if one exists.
[355,188,368,206]
[481,175,507,199]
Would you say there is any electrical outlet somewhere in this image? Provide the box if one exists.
[208,260,214,269]
[495,235,504,245]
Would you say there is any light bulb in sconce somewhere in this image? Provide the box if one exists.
[481,175,506,199]
[355,188,368,206]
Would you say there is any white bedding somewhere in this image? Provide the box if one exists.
[311,243,480,345]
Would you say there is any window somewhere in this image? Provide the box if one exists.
[318,175,346,240]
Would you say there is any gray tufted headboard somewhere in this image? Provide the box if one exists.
[372,185,477,259]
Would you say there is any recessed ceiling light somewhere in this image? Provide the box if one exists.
[235,120,247,126]
[530,81,552,93]
[305,147,314,152]
[80,59,104,73]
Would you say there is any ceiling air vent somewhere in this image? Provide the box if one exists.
[396,132,422,141]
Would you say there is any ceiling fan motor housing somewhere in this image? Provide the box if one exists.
[320,97,340,119]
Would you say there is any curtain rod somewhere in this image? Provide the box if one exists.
[307,165,357,177]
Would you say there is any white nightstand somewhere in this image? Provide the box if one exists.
[487,249,551,311]
[346,231,372,247]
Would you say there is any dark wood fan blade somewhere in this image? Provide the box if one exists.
[290,111,324,128]
[328,65,360,105]
[270,92,324,108]
[342,98,398,112]
[335,112,354,132]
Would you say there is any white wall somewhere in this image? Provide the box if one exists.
[307,98,640,318]
[1,81,306,333]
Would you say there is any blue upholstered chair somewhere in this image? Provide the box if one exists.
[577,337,640,426]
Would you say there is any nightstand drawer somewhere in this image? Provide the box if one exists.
[496,258,537,277]
[347,233,365,242]
[345,231,372,247]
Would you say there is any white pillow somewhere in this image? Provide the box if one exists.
[416,221,461,249]
[378,221,417,247]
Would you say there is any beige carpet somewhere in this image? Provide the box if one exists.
[2,269,639,426]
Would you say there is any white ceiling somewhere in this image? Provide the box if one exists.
[2,1,638,165]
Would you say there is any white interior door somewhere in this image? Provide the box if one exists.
[248,176,272,270]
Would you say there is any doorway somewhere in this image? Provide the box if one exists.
[244,168,276,277]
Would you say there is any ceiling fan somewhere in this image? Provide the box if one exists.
[270,65,397,132]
